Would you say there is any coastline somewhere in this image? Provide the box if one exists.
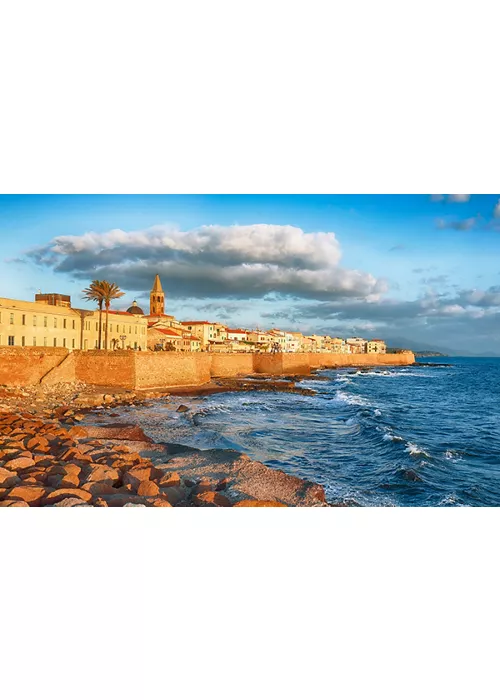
[0,376,332,507]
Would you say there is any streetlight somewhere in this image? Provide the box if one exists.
[120,335,127,349]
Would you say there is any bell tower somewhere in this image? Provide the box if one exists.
[150,274,165,316]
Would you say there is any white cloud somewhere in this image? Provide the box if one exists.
[28,224,386,302]
[447,194,470,202]
[431,194,471,203]
[493,198,500,218]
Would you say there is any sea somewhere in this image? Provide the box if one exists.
[111,357,500,506]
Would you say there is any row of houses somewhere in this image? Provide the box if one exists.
[150,321,386,354]
[0,275,386,355]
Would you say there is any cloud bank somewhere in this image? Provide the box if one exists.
[26,224,387,302]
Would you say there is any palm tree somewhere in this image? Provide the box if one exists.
[100,281,125,350]
[82,280,104,349]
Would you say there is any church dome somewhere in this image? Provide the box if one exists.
[126,300,144,315]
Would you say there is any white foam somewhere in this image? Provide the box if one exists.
[334,390,370,407]
[405,441,430,458]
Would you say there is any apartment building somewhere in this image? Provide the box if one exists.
[366,339,387,353]
[0,295,147,351]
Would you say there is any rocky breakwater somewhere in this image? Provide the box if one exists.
[0,408,328,507]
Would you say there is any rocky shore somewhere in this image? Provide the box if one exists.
[0,378,330,507]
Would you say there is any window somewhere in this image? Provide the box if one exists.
[72,320,75,330]
[96,322,98,331]
[10,313,14,324]
[53,338,57,347]
[44,338,47,346]
[54,317,57,328]
[95,340,98,348]
[21,336,25,346]
[22,314,26,325]
[129,326,131,333]
[44,317,48,327]
[110,324,113,332]
[72,339,75,349]
[63,319,67,329]
[33,315,37,326]
[33,337,36,346]
[63,338,66,347]
[135,327,137,334]
[8,336,15,346]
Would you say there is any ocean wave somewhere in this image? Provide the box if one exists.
[444,449,463,461]
[405,441,431,458]
[334,390,371,407]
[382,432,404,442]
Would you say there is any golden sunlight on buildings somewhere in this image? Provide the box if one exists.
[0,274,388,355]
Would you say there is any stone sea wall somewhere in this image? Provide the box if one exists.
[0,346,415,389]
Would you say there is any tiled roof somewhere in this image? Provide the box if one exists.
[226,329,247,334]
[181,321,211,325]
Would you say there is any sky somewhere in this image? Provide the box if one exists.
[2,193,500,355]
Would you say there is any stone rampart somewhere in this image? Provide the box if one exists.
[0,347,69,386]
[210,353,254,377]
[134,352,212,389]
[0,347,415,389]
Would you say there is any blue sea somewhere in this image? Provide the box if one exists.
[114,357,500,506]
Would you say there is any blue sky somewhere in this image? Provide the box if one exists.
[2,194,500,354]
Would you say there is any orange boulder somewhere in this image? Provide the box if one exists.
[233,500,288,507]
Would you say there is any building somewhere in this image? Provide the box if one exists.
[346,337,367,353]
[181,321,222,348]
[0,294,147,351]
[366,339,387,353]
[226,328,248,342]
[150,274,165,316]
[247,331,273,350]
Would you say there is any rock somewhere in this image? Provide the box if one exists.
[68,426,89,438]
[81,482,117,496]
[176,405,189,413]
[97,494,148,507]
[123,466,163,490]
[184,478,196,487]
[137,480,160,497]
[43,488,93,505]
[7,484,49,506]
[54,498,91,507]
[158,471,181,488]
[0,499,30,507]
[59,448,92,463]
[0,467,20,488]
[85,466,121,486]
[159,486,186,505]
[123,503,147,507]
[5,456,36,471]
[83,424,153,442]
[94,497,109,507]
[193,478,216,495]
[192,491,232,507]
[47,473,81,489]
[145,497,173,507]
[233,500,288,507]
[25,436,50,453]
[216,477,230,491]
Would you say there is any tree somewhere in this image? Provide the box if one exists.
[100,281,125,350]
[82,280,104,349]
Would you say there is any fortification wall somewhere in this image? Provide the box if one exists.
[0,348,415,390]
[210,354,254,377]
[0,347,69,386]
[316,352,415,368]
[134,352,212,389]
[40,352,77,385]
[74,351,137,389]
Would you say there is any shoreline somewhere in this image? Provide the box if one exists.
[0,374,334,507]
